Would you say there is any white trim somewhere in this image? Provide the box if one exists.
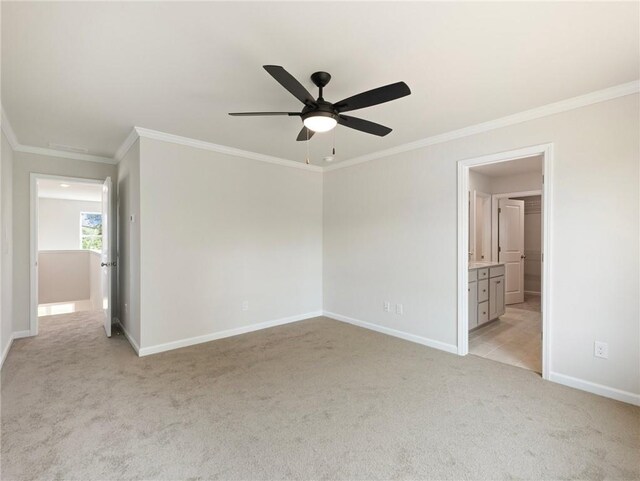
[456,143,554,382]
[138,311,323,356]
[1,107,19,150]
[0,332,29,370]
[4,81,637,170]
[116,319,140,355]
[113,128,140,162]
[134,127,324,172]
[1,335,14,369]
[491,189,543,262]
[1,106,115,164]
[323,311,458,355]
[524,290,541,295]
[30,174,105,337]
[550,372,640,406]
[12,330,31,339]
[14,144,116,164]
[325,80,639,172]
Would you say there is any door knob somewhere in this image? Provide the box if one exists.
[101,262,108,267]
[521,254,526,259]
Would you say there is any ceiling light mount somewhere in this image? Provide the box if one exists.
[301,101,339,133]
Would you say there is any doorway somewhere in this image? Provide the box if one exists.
[457,144,553,379]
[29,174,115,337]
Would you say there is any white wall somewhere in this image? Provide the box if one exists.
[491,171,542,194]
[469,170,491,194]
[1,130,14,364]
[117,139,141,347]
[38,251,90,303]
[12,151,117,333]
[38,198,101,250]
[323,94,639,399]
[137,137,323,350]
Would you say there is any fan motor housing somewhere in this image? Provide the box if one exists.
[301,101,339,123]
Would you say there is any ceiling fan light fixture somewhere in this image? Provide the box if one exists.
[303,114,337,133]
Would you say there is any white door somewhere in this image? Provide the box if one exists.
[498,198,525,304]
[101,177,113,337]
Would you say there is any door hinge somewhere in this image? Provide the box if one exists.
[542,174,545,184]
[498,207,501,214]
[541,252,544,262]
[498,246,501,253]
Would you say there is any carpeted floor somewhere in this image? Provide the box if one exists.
[2,312,639,480]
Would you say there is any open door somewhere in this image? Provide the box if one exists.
[498,198,525,304]
[101,177,113,337]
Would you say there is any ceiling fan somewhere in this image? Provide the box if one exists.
[229,65,411,141]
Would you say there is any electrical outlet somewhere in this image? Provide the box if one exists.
[594,341,608,359]
[396,303,403,315]
[242,301,249,312]
[383,301,390,312]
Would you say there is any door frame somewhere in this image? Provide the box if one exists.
[456,143,553,380]
[29,173,104,336]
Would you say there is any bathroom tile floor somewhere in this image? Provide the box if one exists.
[469,298,542,373]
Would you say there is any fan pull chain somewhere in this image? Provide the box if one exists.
[305,128,310,165]
[332,127,336,156]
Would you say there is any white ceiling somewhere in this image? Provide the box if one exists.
[471,155,543,177]
[2,2,639,164]
[38,179,102,202]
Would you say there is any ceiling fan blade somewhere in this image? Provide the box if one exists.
[338,115,392,136]
[264,65,317,107]
[296,126,315,141]
[334,81,411,113]
[228,112,300,116]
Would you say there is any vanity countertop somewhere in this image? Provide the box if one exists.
[469,261,504,270]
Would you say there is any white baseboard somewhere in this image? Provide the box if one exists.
[549,372,640,406]
[138,311,323,357]
[323,311,458,355]
[1,335,14,370]
[13,330,32,339]
[115,318,140,355]
[524,290,541,295]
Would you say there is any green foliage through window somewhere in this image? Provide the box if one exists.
[81,212,102,251]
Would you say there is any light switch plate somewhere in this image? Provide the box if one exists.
[396,303,403,315]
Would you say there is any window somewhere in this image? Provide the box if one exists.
[80,212,102,251]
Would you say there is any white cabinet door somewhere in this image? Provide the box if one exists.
[498,198,525,304]
[468,281,477,329]
[489,276,506,320]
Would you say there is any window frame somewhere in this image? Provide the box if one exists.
[79,211,103,252]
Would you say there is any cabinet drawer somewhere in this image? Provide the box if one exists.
[478,301,489,325]
[490,265,505,278]
[477,268,489,280]
[468,269,477,282]
[477,279,489,303]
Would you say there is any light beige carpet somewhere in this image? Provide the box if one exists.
[2,312,638,480]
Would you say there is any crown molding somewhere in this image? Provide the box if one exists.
[114,127,140,162]
[13,144,117,164]
[1,107,20,150]
[132,127,323,172]
[5,80,638,172]
[325,80,640,172]
[1,106,116,164]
